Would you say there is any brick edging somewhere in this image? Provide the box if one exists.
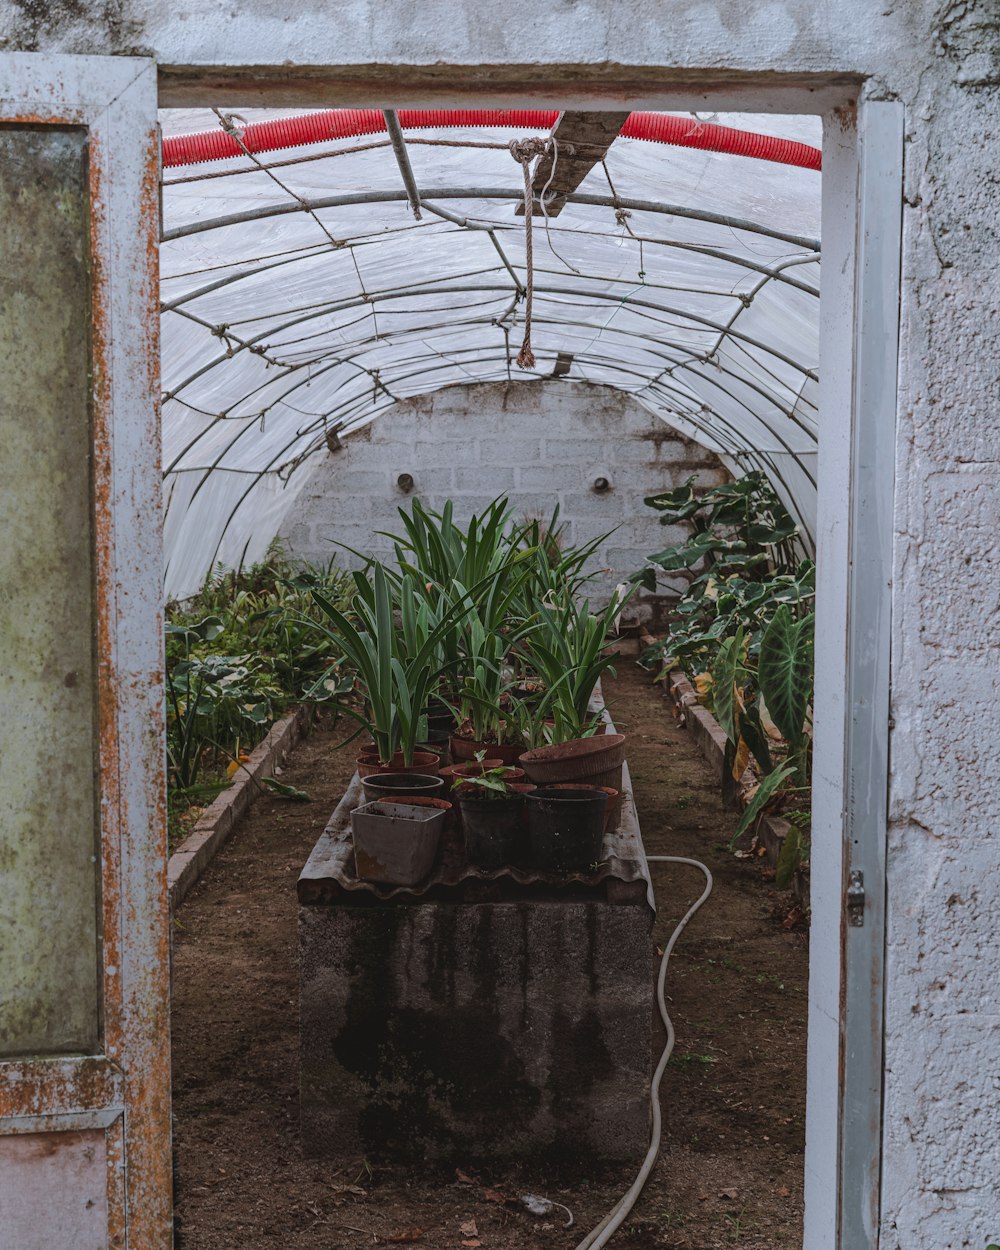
[665,669,808,902]
[167,705,311,910]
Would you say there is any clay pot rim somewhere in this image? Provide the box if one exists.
[363,771,442,781]
[519,732,625,764]
[357,748,439,764]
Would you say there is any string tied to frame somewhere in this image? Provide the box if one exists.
[509,137,549,370]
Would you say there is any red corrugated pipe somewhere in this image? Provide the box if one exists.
[162,108,821,171]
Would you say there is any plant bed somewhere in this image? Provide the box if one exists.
[666,669,810,903]
[297,749,652,1166]
[167,704,311,910]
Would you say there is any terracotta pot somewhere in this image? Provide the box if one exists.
[360,772,445,804]
[440,761,524,783]
[351,798,448,886]
[356,749,440,779]
[519,732,626,793]
[449,735,524,766]
[546,783,621,833]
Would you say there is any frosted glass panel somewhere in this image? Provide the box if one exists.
[0,126,100,1055]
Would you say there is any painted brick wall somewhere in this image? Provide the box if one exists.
[278,380,728,624]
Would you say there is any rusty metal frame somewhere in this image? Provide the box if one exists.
[0,53,167,1250]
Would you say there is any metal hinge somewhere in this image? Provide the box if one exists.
[846,870,866,927]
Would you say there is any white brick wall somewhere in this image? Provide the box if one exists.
[277,380,727,624]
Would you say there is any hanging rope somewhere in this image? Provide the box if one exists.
[509,137,548,369]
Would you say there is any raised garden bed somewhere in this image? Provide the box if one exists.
[666,669,808,902]
[297,750,655,1167]
[167,706,310,910]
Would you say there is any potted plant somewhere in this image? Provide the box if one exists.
[451,764,536,871]
[351,796,451,886]
[521,586,634,742]
[309,562,470,773]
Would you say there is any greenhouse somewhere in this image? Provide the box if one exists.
[1,14,996,1250]
[160,107,821,598]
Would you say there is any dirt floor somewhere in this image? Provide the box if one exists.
[171,660,808,1250]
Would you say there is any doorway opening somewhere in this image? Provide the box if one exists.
[154,90,895,1250]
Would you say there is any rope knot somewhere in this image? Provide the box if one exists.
[508,136,548,166]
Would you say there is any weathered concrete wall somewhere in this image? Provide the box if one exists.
[4,3,1000,1245]
[278,381,726,624]
[300,899,652,1167]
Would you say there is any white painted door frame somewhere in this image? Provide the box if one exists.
[809,95,903,1250]
[0,52,900,1249]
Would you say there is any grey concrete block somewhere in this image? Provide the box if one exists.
[299,899,652,1167]
[480,438,540,464]
[454,466,515,491]
[541,438,610,464]
[518,464,585,490]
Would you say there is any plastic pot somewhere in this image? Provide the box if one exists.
[351,799,448,886]
[519,732,625,792]
[356,749,441,779]
[361,771,445,804]
[449,735,524,765]
[456,790,528,871]
[525,786,608,873]
[546,782,621,833]
[417,728,453,767]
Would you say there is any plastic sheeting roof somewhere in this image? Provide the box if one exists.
[160,109,821,598]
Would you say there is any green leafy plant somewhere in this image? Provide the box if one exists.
[307,563,461,766]
[635,472,814,875]
[450,759,519,800]
[522,584,635,742]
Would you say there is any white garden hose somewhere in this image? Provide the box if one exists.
[574,855,714,1250]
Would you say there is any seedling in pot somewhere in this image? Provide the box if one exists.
[450,755,520,800]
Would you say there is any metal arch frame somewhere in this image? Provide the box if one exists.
[165,338,819,557]
[162,183,821,251]
[161,279,817,412]
[160,217,819,314]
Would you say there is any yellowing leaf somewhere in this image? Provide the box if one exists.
[732,736,750,781]
[694,671,714,696]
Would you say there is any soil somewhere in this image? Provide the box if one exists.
[171,661,808,1250]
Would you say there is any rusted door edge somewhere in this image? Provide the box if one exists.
[0,53,168,1250]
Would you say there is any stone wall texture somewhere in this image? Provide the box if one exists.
[7,3,1000,1245]
[277,381,727,624]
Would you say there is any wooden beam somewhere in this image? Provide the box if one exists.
[518,110,631,217]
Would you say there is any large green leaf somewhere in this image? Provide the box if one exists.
[758,606,814,748]
[775,825,802,889]
[730,762,795,847]
[711,630,744,746]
